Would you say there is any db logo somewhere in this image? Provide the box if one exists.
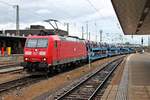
[74,48,76,52]
[33,51,38,55]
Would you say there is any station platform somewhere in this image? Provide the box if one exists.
[102,53,150,100]
[0,54,23,73]
[0,54,23,65]
[0,66,23,74]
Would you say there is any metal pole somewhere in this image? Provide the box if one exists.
[16,5,19,36]
[89,32,90,41]
[100,30,103,42]
[96,34,97,42]
[67,23,69,34]
[95,22,97,42]
[82,26,84,39]
[86,21,88,40]
[88,32,91,69]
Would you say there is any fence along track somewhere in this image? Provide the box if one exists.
[55,57,124,100]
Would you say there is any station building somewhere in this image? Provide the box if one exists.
[0,25,68,55]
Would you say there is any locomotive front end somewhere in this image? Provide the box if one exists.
[23,37,51,72]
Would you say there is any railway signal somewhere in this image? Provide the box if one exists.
[141,37,143,45]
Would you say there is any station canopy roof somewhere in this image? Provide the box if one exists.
[111,0,150,35]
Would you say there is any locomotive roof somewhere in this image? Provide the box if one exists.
[27,35,60,40]
[27,35,84,42]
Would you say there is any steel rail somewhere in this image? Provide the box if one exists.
[0,63,20,69]
[0,75,44,93]
[0,64,23,74]
[55,57,124,100]
[88,59,122,100]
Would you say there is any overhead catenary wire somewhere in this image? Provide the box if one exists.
[86,0,99,13]
[0,0,48,29]
[0,0,100,26]
[0,1,49,21]
[0,0,20,35]
[84,0,104,38]
[84,0,124,43]
[0,3,69,31]
[0,0,13,6]
[0,0,112,38]
[85,0,103,18]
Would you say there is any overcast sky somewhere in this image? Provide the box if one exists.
[0,0,149,45]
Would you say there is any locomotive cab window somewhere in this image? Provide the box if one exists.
[26,38,48,48]
[25,39,37,48]
[37,39,48,48]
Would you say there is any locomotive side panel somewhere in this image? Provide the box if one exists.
[52,39,87,65]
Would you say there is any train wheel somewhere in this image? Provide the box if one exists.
[52,65,60,73]
[49,67,55,75]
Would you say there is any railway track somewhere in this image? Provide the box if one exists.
[0,75,45,94]
[0,64,23,74]
[0,63,20,69]
[54,57,124,100]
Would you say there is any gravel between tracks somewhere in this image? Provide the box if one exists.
[1,56,121,100]
[101,56,127,100]
[110,56,127,85]
[0,72,26,85]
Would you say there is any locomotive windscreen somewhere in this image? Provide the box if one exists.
[25,38,48,48]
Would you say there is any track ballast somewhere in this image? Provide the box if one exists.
[55,57,124,100]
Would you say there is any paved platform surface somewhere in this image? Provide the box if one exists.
[0,54,23,65]
[102,53,150,100]
[0,66,23,74]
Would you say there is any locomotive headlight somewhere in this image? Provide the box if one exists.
[25,57,28,61]
[25,51,32,55]
[39,51,46,56]
[43,58,47,61]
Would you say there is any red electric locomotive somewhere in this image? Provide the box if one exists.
[23,35,87,73]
